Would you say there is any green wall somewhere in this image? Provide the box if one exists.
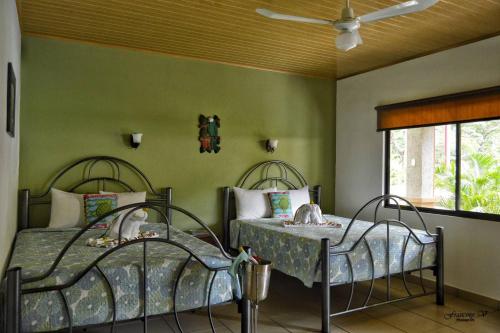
[20,36,336,232]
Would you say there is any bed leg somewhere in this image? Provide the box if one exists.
[240,298,251,333]
[240,246,252,333]
[222,187,230,252]
[436,227,444,305]
[321,238,331,333]
[5,267,21,333]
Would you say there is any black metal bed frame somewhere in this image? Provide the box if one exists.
[17,155,173,230]
[222,160,445,333]
[2,156,247,333]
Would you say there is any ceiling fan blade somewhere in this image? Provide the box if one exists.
[256,8,332,25]
[359,0,439,23]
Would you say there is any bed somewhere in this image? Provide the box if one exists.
[2,156,244,333]
[222,160,444,333]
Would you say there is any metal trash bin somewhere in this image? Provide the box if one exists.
[242,260,272,333]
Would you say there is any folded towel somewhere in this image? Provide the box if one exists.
[108,211,148,239]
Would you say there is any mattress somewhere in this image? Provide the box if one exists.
[230,215,436,287]
[8,224,234,332]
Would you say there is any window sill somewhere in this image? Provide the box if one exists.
[385,204,500,222]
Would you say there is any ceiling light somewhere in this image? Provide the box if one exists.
[335,30,363,51]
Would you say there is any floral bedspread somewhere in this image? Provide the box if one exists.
[230,215,436,287]
[8,224,234,332]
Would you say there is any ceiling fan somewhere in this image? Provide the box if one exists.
[256,0,439,51]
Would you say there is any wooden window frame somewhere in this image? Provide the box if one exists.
[376,86,500,131]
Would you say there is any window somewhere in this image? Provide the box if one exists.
[459,121,499,214]
[385,119,499,220]
[377,86,500,221]
[388,124,456,210]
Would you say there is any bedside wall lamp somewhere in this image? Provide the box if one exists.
[130,133,143,149]
[266,139,279,153]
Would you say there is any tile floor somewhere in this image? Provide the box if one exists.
[75,271,500,333]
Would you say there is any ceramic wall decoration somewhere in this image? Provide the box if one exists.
[198,115,221,153]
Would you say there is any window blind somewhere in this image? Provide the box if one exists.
[375,86,500,131]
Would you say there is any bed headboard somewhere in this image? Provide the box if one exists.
[222,160,321,250]
[18,156,172,230]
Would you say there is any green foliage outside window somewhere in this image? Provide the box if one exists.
[434,120,499,214]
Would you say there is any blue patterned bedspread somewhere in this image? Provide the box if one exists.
[8,224,234,332]
[230,215,436,287]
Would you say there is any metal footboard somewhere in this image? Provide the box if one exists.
[3,202,247,333]
[321,195,444,333]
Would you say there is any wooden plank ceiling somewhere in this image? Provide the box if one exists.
[17,0,500,78]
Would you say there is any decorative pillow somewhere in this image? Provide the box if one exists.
[233,187,277,219]
[268,192,293,219]
[48,188,85,228]
[84,194,118,229]
[100,191,147,208]
[288,186,311,215]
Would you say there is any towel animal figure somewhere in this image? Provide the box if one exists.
[108,209,148,240]
[293,204,324,225]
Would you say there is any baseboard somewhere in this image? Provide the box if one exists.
[405,274,500,310]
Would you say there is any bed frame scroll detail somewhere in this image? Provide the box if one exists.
[17,156,173,230]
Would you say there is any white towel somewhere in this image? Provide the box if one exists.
[108,210,148,239]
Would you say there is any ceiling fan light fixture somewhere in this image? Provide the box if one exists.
[335,30,362,51]
[256,0,439,51]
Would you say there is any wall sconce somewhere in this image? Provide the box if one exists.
[130,133,143,149]
[266,139,279,153]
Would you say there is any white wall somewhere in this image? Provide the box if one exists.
[0,0,21,273]
[336,36,500,300]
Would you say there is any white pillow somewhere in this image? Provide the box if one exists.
[289,186,311,215]
[233,187,277,220]
[48,188,85,228]
[100,191,147,207]
[100,191,147,223]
